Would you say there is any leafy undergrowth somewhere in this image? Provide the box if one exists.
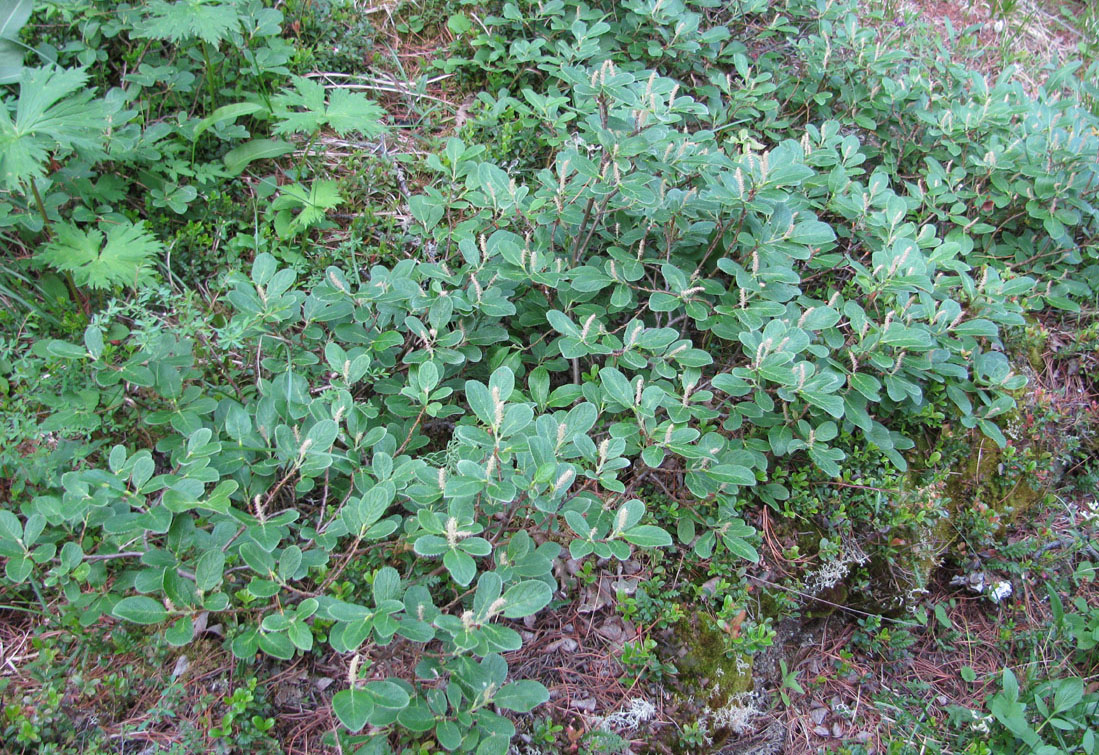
[1,0,1098,754]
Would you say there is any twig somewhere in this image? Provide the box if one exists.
[746,574,920,625]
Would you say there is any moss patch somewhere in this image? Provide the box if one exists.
[945,430,1044,527]
[670,612,754,707]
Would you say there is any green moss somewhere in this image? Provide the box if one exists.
[944,429,1043,527]
[1016,317,1051,373]
[671,612,754,708]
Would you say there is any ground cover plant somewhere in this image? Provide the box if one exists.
[0,0,1097,752]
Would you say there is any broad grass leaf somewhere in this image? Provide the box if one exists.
[223,138,295,174]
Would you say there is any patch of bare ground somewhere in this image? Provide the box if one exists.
[772,502,1098,753]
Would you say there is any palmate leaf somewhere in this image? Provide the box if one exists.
[271,76,326,134]
[271,76,387,138]
[131,0,243,46]
[271,180,343,237]
[325,88,387,136]
[36,220,163,289]
[0,66,108,190]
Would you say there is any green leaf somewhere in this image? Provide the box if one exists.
[1052,677,1083,712]
[223,138,295,175]
[499,404,533,437]
[641,445,665,468]
[305,419,339,453]
[240,542,275,575]
[952,319,998,338]
[611,499,645,534]
[84,326,104,359]
[132,0,242,44]
[977,418,1007,449]
[272,180,344,237]
[599,367,634,408]
[324,87,387,137]
[1045,294,1080,312]
[648,292,680,312]
[932,602,952,628]
[0,0,32,40]
[195,549,224,591]
[112,596,169,625]
[528,367,550,406]
[460,537,491,557]
[192,101,266,141]
[446,12,472,34]
[410,195,444,231]
[0,38,24,85]
[165,616,195,646]
[880,323,932,349]
[272,76,387,137]
[398,698,435,732]
[0,1,30,84]
[413,534,448,557]
[436,719,462,749]
[4,555,31,582]
[621,525,672,548]
[1002,668,1019,701]
[365,680,411,709]
[373,566,401,604]
[489,365,515,400]
[545,310,579,338]
[790,218,836,245]
[230,628,260,659]
[847,372,880,401]
[465,379,494,426]
[0,509,21,542]
[493,680,549,712]
[278,545,303,581]
[0,66,108,190]
[443,549,476,587]
[37,220,162,290]
[59,541,83,571]
[808,446,842,477]
[676,518,696,545]
[259,630,295,659]
[287,620,313,651]
[802,390,844,419]
[721,532,760,563]
[501,580,552,618]
[710,464,756,486]
[332,688,375,732]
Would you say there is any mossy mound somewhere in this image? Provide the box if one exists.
[944,430,1047,528]
[670,612,755,707]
